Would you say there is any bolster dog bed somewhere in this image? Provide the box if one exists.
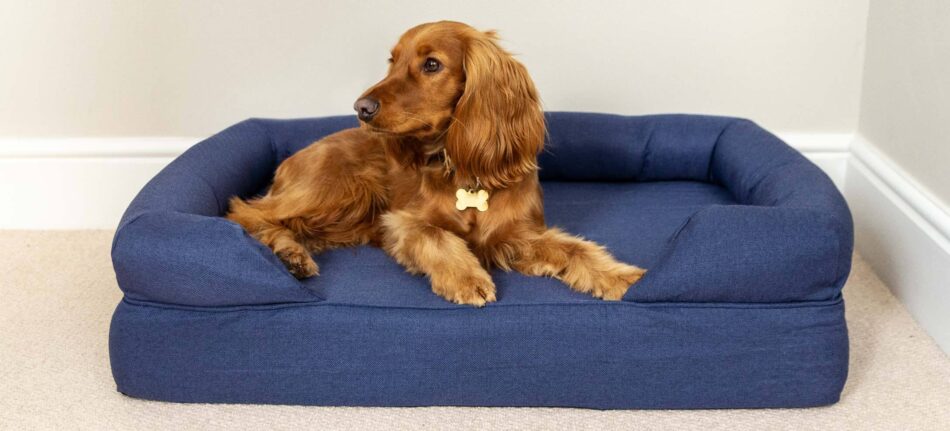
[109,112,853,409]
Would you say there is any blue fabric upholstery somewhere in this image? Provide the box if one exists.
[110,298,847,409]
[110,112,853,408]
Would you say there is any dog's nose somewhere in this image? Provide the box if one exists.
[354,97,380,122]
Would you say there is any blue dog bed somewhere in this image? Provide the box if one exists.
[109,112,853,409]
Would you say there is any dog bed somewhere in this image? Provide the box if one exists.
[109,112,853,409]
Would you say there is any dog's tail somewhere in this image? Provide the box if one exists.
[226,196,271,234]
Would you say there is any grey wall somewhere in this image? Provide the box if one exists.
[0,0,869,137]
[859,0,950,208]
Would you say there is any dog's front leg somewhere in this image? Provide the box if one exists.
[380,210,496,307]
[514,228,645,300]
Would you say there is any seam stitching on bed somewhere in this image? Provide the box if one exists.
[111,211,150,255]
[639,126,656,181]
[119,296,844,314]
[706,120,735,185]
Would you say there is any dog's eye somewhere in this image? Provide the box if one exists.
[387,57,394,64]
[423,58,441,73]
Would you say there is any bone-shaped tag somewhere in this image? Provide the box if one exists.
[455,188,489,212]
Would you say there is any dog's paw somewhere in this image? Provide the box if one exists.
[592,264,646,301]
[431,270,497,307]
[276,249,319,279]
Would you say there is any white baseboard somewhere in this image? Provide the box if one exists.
[777,132,852,190]
[845,136,950,353]
[0,138,194,230]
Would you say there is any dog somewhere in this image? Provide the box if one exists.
[227,21,645,306]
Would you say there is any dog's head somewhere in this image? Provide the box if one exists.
[355,21,544,188]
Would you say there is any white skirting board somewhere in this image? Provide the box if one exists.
[845,137,950,352]
[0,138,193,230]
[0,133,850,230]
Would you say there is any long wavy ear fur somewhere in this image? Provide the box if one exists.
[446,30,545,190]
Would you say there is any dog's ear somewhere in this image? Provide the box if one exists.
[445,31,545,190]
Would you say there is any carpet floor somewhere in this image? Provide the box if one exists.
[1,230,948,430]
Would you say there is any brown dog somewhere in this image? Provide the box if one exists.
[227,21,645,306]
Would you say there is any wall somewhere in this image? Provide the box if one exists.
[858,0,950,210]
[0,0,869,137]
[846,0,950,352]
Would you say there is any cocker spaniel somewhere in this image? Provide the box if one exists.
[227,21,645,306]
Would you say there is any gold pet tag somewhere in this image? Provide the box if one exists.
[455,189,489,212]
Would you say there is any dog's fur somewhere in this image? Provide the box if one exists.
[227,21,645,306]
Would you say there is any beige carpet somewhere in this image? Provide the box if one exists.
[1,231,948,430]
